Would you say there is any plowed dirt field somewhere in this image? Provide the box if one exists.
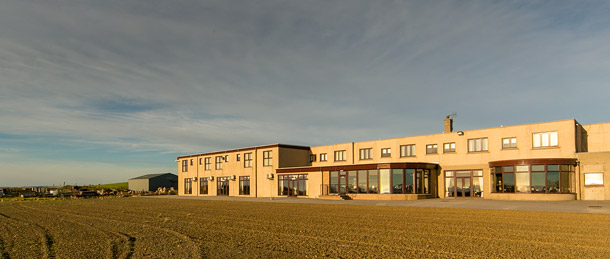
[1,197,610,258]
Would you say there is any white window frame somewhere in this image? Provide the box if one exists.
[533,131,558,148]
[584,173,604,186]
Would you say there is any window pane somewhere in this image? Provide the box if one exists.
[405,169,414,193]
[542,133,549,146]
[503,138,510,147]
[348,171,357,193]
[379,169,391,194]
[358,170,367,193]
[547,165,559,171]
[511,138,517,146]
[468,139,475,152]
[560,171,570,193]
[547,172,559,193]
[531,165,545,171]
[368,170,379,193]
[330,171,338,193]
[531,172,546,193]
[456,171,471,177]
[503,166,514,173]
[475,139,481,151]
[445,171,454,177]
[472,177,483,197]
[550,132,558,146]
[533,133,541,147]
[392,169,403,194]
[446,178,454,197]
[482,138,488,151]
[493,173,502,193]
[516,165,529,172]
[473,170,483,176]
[416,170,423,194]
[503,173,515,193]
[515,172,530,193]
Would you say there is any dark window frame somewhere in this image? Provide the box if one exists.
[215,156,223,170]
[244,153,252,168]
[502,137,517,149]
[468,137,489,153]
[199,177,208,195]
[381,148,391,157]
[400,144,416,157]
[359,148,372,160]
[263,150,272,167]
[334,150,346,161]
[320,153,328,161]
[443,142,456,153]
[426,144,438,154]
[204,157,211,171]
[239,176,250,195]
[181,160,188,172]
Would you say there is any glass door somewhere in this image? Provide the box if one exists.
[217,177,229,196]
[339,174,347,194]
[455,177,471,197]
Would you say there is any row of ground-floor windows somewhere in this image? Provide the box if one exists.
[329,169,430,194]
[445,170,483,197]
[491,164,575,193]
[184,176,250,195]
[278,174,308,196]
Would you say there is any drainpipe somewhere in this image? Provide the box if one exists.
[351,142,355,164]
[576,160,581,200]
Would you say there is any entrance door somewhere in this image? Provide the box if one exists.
[217,177,229,196]
[455,177,471,197]
[339,175,347,194]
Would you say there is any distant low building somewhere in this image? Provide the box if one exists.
[128,173,178,192]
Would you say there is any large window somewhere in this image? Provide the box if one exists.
[181,160,188,172]
[400,144,416,157]
[200,177,208,195]
[381,148,391,157]
[334,150,346,161]
[204,157,211,171]
[184,178,192,194]
[239,176,250,195]
[263,151,272,166]
[278,174,308,196]
[533,131,558,148]
[468,137,488,152]
[215,156,223,170]
[492,164,574,194]
[244,153,252,168]
[320,153,328,161]
[502,137,517,149]
[443,142,455,153]
[426,144,437,154]
[359,148,372,160]
[329,168,431,195]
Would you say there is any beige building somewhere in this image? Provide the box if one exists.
[177,118,610,201]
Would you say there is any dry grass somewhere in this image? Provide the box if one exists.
[1,197,610,258]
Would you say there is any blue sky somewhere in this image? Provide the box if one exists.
[2,1,610,187]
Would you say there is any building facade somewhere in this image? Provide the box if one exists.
[177,119,610,200]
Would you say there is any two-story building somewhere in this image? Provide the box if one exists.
[177,118,610,200]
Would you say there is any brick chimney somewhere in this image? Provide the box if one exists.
[444,116,453,133]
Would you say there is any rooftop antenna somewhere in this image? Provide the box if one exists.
[447,112,457,120]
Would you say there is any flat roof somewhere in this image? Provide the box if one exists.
[177,143,310,159]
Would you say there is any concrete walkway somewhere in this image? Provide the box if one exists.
[146,195,610,214]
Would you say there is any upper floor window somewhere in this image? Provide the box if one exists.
[533,131,558,148]
[224,155,229,163]
[204,157,211,171]
[190,159,193,166]
[359,148,372,160]
[244,153,252,168]
[502,137,517,149]
[381,148,391,157]
[320,153,328,161]
[309,154,317,162]
[400,145,416,157]
[237,154,241,162]
[443,142,455,153]
[215,156,223,170]
[468,137,488,152]
[199,158,202,165]
[263,150,272,166]
[334,150,346,161]
[181,160,188,172]
[426,144,438,154]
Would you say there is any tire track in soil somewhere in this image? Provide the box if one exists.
[5,206,56,259]
[28,204,204,258]
[17,203,134,259]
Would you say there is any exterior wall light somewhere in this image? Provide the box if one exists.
[457,131,464,136]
